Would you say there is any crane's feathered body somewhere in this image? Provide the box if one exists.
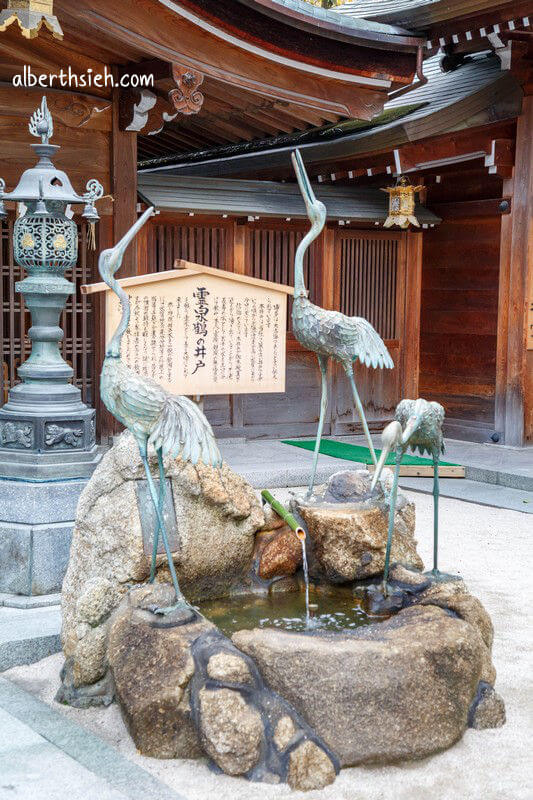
[292,296,394,369]
[98,207,221,617]
[395,398,444,458]
[100,357,221,467]
[371,396,457,593]
[290,148,394,495]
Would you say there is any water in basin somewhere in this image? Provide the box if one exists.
[195,588,375,636]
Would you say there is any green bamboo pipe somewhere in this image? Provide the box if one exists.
[261,490,306,541]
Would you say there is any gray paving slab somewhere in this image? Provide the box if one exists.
[219,438,353,488]
[398,477,533,513]
[342,434,533,490]
[0,706,129,800]
[0,677,186,800]
[0,605,61,671]
[219,437,533,511]
[0,592,61,609]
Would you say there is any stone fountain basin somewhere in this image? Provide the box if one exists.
[233,596,496,768]
[104,572,504,789]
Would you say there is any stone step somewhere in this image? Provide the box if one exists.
[0,604,61,672]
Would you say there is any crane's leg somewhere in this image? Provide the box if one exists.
[139,440,192,618]
[382,450,402,595]
[344,362,377,466]
[306,354,329,499]
[432,451,439,573]
[149,448,166,583]
[425,452,461,583]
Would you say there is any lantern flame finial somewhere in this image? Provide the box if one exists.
[29,96,53,145]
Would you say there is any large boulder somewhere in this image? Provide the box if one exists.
[60,431,264,691]
[107,583,212,758]
[233,597,499,767]
[292,469,422,582]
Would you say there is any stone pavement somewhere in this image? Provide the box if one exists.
[0,677,185,800]
[219,437,533,512]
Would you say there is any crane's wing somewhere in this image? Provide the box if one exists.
[149,394,222,468]
[108,361,167,431]
[334,313,394,369]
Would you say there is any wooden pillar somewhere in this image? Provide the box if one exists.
[233,220,247,275]
[112,82,138,277]
[496,95,533,446]
[402,230,423,399]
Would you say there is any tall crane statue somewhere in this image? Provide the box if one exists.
[99,207,222,618]
[370,398,459,593]
[291,149,394,497]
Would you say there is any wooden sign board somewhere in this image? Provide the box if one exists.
[83,260,293,396]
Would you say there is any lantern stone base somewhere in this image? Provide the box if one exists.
[0,477,88,596]
[0,381,100,481]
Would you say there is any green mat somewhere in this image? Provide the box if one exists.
[282,438,458,467]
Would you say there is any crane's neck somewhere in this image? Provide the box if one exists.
[105,274,130,358]
[294,220,322,298]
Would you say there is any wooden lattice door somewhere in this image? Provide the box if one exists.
[332,230,406,433]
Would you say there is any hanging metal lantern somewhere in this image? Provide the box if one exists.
[14,188,78,275]
[381,176,423,229]
[0,0,63,40]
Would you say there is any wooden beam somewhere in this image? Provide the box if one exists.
[495,95,533,445]
[430,198,512,219]
[112,79,137,277]
[402,231,423,400]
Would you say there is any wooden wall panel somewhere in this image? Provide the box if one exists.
[152,222,231,272]
[420,217,500,432]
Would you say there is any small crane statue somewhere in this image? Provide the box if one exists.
[99,207,222,617]
[291,149,394,497]
[370,398,460,593]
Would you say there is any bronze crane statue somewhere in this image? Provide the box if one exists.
[291,149,394,497]
[99,207,222,618]
[371,398,460,593]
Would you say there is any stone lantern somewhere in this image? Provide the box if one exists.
[0,96,103,480]
[0,96,104,599]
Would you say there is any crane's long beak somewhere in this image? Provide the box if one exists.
[108,207,155,271]
[402,415,421,446]
[291,148,318,211]
[371,445,391,491]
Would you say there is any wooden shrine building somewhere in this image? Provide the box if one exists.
[1,0,532,447]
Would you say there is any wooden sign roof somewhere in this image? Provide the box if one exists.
[81,259,295,296]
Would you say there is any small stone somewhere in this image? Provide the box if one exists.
[287,739,336,791]
[389,564,430,591]
[294,482,421,581]
[257,525,302,580]
[273,715,296,750]
[323,469,371,503]
[469,682,506,729]
[207,652,252,685]
[198,687,263,775]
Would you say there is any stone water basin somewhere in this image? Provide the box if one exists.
[195,572,505,770]
[196,585,376,635]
